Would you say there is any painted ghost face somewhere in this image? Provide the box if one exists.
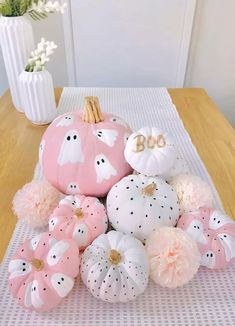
[56,115,75,127]
[93,129,118,147]
[110,116,129,128]
[39,139,45,166]
[94,154,117,184]
[59,195,81,208]
[201,251,216,268]
[30,234,43,251]
[24,280,44,309]
[209,210,233,230]
[47,241,69,266]
[66,183,80,195]
[49,217,58,231]
[58,130,84,166]
[218,233,235,261]
[9,259,32,279]
[72,224,89,247]
[51,273,74,298]
[186,220,206,245]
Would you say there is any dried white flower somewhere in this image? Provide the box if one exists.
[28,0,67,16]
[25,38,57,72]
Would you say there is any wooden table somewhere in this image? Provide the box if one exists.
[0,88,235,262]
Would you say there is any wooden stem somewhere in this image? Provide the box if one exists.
[31,258,44,271]
[142,182,156,196]
[83,96,104,123]
[109,249,121,265]
[74,208,84,219]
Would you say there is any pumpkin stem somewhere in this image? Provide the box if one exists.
[31,258,44,271]
[74,208,84,219]
[109,249,122,265]
[83,96,104,123]
[142,182,156,196]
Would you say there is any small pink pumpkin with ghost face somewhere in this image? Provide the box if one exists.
[49,195,108,250]
[8,232,79,312]
[40,96,132,197]
[177,208,235,269]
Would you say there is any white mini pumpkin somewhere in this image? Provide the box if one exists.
[107,174,179,242]
[124,126,177,176]
[161,155,189,182]
[81,230,149,303]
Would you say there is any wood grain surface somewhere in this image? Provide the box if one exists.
[0,88,234,262]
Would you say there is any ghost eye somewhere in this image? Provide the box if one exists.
[65,117,68,119]
[73,185,77,188]
[73,135,77,140]
[61,277,64,281]
[194,226,197,229]
[101,159,105,163]
[52,255,56,259]
[224,235,227,238]
[197,226,200,229]
[210,253,213,257]
[67,136,71,141]
[217,220,220,224]
[113,118,117,122]
[97,161,100,165]
[207,253,209,257]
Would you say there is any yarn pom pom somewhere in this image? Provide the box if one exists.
[146,227,201,288]
[170,174,213,215]
[12,180,61,228]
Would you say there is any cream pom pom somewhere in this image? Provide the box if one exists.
[12,180,62,228]
[146,227,201,288]
[169,174,213,215]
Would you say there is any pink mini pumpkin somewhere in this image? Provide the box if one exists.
[177,208,235,269]
[8,232,80,312]
[40,96,132,196]
[49,195,108,250]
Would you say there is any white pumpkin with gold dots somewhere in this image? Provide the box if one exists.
[124,126,177,176]
[81,230,149,303]
[107,174,180,243]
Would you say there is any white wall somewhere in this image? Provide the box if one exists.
[185,0,235,126]
[0,1,234,126]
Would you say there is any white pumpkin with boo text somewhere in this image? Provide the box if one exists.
[81,231,149,303]
[124,126,177,176]
[107,174,180,242]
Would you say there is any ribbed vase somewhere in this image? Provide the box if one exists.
[19,70,57,125]
[0,16,34,112]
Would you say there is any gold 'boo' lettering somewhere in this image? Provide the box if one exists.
[133,135,146,152]
[132,134,166,152]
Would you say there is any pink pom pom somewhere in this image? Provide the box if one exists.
[12,180,62,228]
[170,174,213,215]
[146,227,201,288]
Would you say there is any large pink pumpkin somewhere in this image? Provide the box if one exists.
[40,96,132,196]
[8,232,80,312]
[177,208,235,269]
[49,195,108,250]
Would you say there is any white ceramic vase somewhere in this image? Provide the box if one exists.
[19,70,57,125]
[0,16,35,112]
